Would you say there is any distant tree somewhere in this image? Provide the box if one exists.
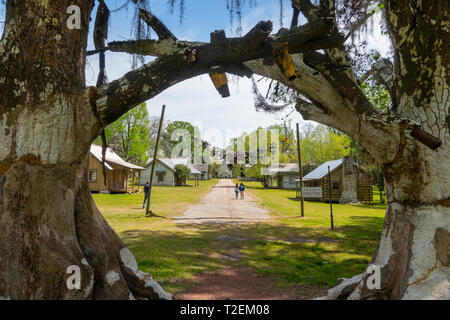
[161,121,207,162]
[302,164,318,176]
[95,102,150,166]
[268,122,297,163]
[210,162,222,178]
[301,122,316,139]
[232,164,245,178]
[226,124,296,164]
[174,164,190,186]
[301,125,351,164]
[148,116,170,158]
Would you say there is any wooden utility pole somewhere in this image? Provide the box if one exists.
[145,105,166,217]
[328,166,334,230]
[296,123,304,217]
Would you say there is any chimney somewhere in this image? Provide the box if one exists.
[339,156,359,204]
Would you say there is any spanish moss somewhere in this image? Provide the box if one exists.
[251,77,292,113]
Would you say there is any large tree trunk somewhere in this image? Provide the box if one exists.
[0,0,171,299]
[243,1,449,299]
[347,2,449,299]
[299,1,449,299]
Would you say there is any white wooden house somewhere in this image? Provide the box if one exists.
[139,158,201,187]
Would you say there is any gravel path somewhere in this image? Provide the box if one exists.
[172,179,271,224]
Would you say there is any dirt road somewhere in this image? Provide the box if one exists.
[171,179,323,299]
[173,179,271,224]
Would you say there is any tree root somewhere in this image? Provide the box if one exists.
[315,274,363,300]
[74,177,172,300]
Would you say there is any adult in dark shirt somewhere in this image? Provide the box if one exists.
[143,182,150,209]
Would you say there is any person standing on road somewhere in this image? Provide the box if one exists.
[239,183,245,200]
[143,182,150,209]
[234,183,239,199]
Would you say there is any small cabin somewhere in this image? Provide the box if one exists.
[88,144,144,193]
[263,163,299,189]
[139,158,201,187]
[192,164,210,180]
[302,157,373,203]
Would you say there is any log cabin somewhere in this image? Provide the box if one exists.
[88,144,145,193]
[263,156,373,203]
[301,156,373,203]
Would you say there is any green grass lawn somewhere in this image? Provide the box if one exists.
[236,181,387,289]
[94,179,218,232]
[94,178,387,297]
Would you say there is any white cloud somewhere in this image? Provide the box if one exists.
[147,75,302,148]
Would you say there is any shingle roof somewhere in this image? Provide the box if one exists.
[303,159,343,180]
[90,144,145,170]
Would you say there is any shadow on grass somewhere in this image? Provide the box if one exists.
[352,203,388,210]
[119,219,383,295]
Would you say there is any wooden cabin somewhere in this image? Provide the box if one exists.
[139,158,201,187]
[264,163,299,189]
[301,156,373,203]
[88,144,144,193]
[192,164,211,180]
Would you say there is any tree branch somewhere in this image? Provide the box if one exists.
[290,5,300,29]
[138,9,177,41]
[359,58,395,104]
[108,39,180,56]
[303,51,377,115]
[97,14,345,128]
[107,20,340,59]
[243,54,401,164]
[291,0,319,21]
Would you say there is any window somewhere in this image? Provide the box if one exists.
[88,169,98,182]
[333,182,340,190]
[157,172,165,182]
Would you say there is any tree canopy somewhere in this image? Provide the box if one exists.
[95,102,151,166]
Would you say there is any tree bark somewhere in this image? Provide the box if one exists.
[0,0,171,300]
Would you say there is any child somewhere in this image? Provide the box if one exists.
[239,183,245,200]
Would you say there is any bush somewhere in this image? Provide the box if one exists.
[174,164,190,180]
